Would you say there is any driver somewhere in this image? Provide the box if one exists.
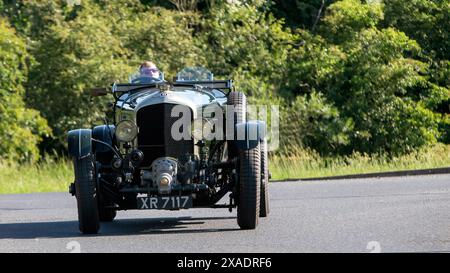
[139,61,161,79]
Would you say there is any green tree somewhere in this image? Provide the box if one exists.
[123,7,204,78]
[382,0,450,61]
[24,2,135,150]
[0,18,50,162]
[272,0,337,30]
[1,0,448,158]
[341,28,441,154]
[286,0,446,155]
[24,1,203,149]
[319,0,384,44]
[198,1,295,95]
[280,91,352,155]
[382,0,450,145]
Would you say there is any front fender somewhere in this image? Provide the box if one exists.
[234,120,266,150]
[67,129,92,159]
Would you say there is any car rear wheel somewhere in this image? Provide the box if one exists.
[73,155,100,234]
[237,143,261,229]
[227,91,246,123]
[227,91,246,158]
[260,138,270,217]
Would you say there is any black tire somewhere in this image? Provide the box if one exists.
[260,138,270,217]
[237,143,261,229]
[227,91,246,158]
[227,91,247,124]
[73,155,100,234]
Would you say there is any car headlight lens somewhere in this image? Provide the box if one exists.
[116,120,138,142]
[192,118,204,140]
[192,118,214,141]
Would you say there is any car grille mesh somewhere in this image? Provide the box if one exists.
[136,103,193,167]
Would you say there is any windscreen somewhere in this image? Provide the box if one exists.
[176,67,214,81]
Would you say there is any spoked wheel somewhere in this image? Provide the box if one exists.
[73,155,100,234]
[237,142,261,230]
[260,138,270,217]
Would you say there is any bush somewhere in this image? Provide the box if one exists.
[320,0,384,44]
[279,91,352,155]
[0,18,50,162]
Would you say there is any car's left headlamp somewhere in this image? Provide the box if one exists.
[116,120,138,142]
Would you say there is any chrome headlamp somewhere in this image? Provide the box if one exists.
[192,118,204,141]
[115,120,138,142]
[192,118,214,141]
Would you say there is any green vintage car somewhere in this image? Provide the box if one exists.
[67,67,269,234]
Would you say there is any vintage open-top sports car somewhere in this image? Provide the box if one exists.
[67,67,269,234]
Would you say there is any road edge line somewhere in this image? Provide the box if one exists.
[270,167,450,182]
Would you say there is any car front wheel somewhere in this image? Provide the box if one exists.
[237,143,261,229]
[73,155,100,234]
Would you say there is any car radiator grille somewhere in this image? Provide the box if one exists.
[136,103,193,167]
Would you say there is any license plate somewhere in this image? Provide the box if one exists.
[137,196,193,210]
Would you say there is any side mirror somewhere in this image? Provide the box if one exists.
[87,87,109,97]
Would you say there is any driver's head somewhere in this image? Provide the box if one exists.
[139,61,160,79]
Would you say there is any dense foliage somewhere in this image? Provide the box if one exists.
[0,0,449,161]
[0,18,50,162]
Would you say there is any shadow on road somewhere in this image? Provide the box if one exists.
[0,216,239,239]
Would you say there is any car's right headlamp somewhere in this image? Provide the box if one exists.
[192,118,214,140]
[115,120,138,142]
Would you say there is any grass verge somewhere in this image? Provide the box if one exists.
[0,156,73,194]
[1,144,450,194]
[270,143,450,180]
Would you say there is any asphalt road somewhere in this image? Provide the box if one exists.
[1,174,449,253]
